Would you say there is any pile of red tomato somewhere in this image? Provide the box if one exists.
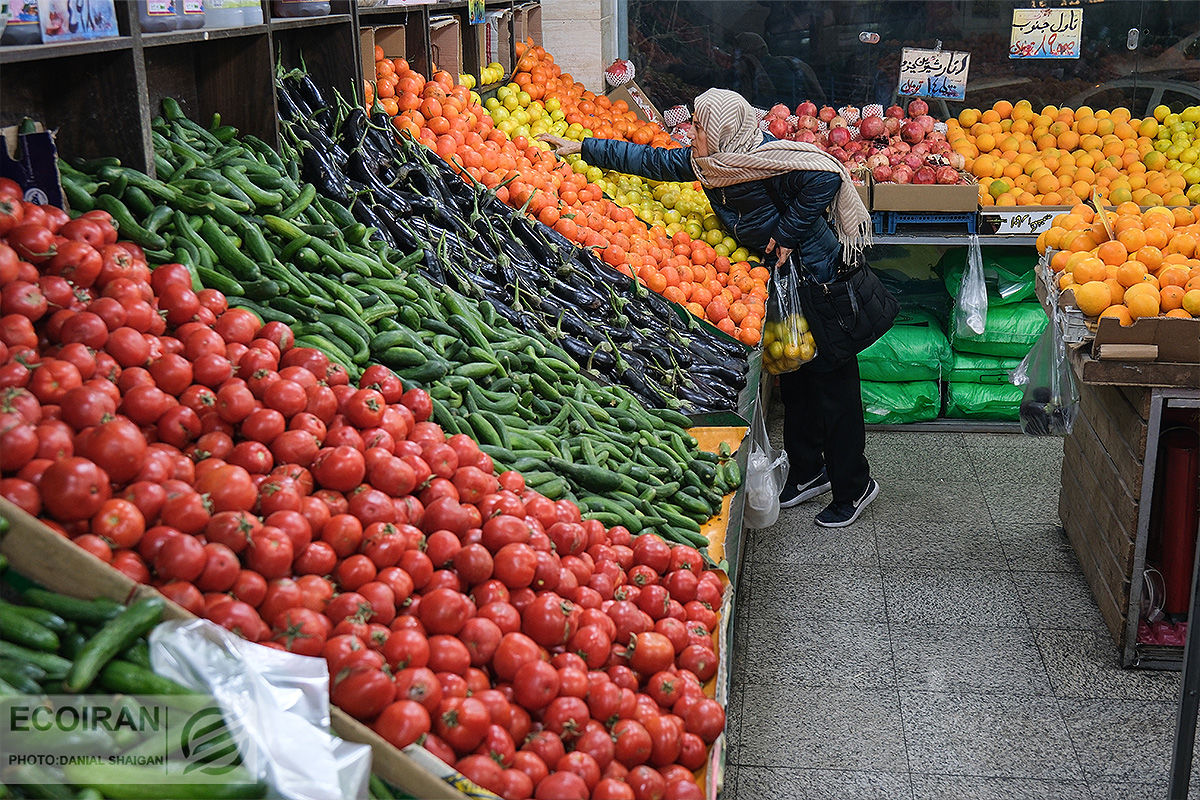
[0,177,727,800]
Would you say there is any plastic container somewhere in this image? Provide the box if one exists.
[271,0,329,18]
[2,0,44,44]
[177,0,205,29]
[205,0,242,28]
[139,0,179,32]
[240,0,263,25]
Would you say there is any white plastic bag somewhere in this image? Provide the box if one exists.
[954,234,988,339]
[1010,324,1078,437]
[150,619,372,800]
[742,405,789,529]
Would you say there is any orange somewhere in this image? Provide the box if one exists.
[1117,227,1147,252]
[1165,309,1192,319]
[1160,285,1185,311]
[1071,257,1106,284]
[1099,304,1134,326]
[1159,266,1190,288]
[1074,281,1113,316]
[1097,240,1128,266]
[1182,289,1200,316]
[1126,289,1160,319]
[1104,278,1126,303]
[1116,260,1148,287]
[1137,245,1165,272]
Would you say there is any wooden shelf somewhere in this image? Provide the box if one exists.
[269,13,354,31]
[0,36,132,64]
[141,24,269,48]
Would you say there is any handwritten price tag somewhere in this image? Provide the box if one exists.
[898,48,970,101]
[1010,8,1083,59]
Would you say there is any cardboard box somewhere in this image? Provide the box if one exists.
[360,28,377,84]
[870,176,979,212]
[429,14,462,76]
[374,24,407,60]
[0,497,482,800]
[479,9,511,74]
[514,1,541,46]
[854,180,870,210]
[1092,316,1200,365]
[607,80,664,126]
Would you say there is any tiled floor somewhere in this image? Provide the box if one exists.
[725,419,1192,800]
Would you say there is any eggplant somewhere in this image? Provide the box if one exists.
[351,199,397,248]
[301,148,351,205]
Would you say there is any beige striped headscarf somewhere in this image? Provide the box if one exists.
[690,88,872,262]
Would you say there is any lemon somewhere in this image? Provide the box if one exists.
[768,341,785,359]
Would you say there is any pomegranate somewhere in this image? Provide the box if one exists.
[858,115,885,140]
[885,105,906,119]
[798,115,820,131]
[795,100,817,118]
[794,130,817,143]
[828,115,848,130]
[891,166,914,184]
[818,106,837,123]
[900,121,925,145]
[826,126,852,148]
[916,114,936,133]
[767,103,790,119]
[949,152,967,170]
[865,154,888,170]
[883,117,901,136]
[935,166,961,185]
[768,118,790,139]
[872,165,893,182]
[914,166,937,185]
[903,153,924,171]
[907,98,929,117]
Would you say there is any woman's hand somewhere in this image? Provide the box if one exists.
[537,134,582,157]
[765,238,792,267]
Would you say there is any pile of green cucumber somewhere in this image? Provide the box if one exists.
[59,101,742,550]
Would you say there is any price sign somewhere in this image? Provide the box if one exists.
[1010,8,1083,59]
[898,47,970,100]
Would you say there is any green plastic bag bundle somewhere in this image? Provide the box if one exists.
[857,322,952,382]
[944,382,1023,421]
[950,302,1048,358]
[861,381,940,424]
[872,249,953,322]
[941,246,1038,306]
[947,352,1023,384]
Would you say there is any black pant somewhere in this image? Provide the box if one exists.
[779,358,871,504]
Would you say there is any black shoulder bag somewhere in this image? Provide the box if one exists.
[763,181,899,371]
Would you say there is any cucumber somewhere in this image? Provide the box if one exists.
[0,640,71,679]
[98,661,196,696]
[547,459,626,493]
[65,597,164,693]
[62,763,266,799]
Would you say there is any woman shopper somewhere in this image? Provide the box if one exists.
[541,88,891,527]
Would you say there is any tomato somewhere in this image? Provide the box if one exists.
[394,666,442,712]
[492,631,541,681]
[156,405,201,450]
[652,618,689,654]
[29,359,81,403]
[416,587,471,636]
[228,570,266,607]
[311,445,365,492]
[245,526,294,579]
[683,698,724,744]
[356,580,395,624]
[478,601,521,634]
[642,714,682,768]
[493,543,537,589]
[373,700,430,749]
[398,550,432,590]
[453,616,500,666]
[205,599,266,641]
[521,592,579,648]
[399,388,431,422]
[270,607,327,656]
[632,535,672,574]
[89,498,145,549]
[512,659,558,710]
[331,664,394,721]
[663,570,699,605]
[241,407,286,444]
[676,644,716,682]
[585,677,622,724]
[574,723,616,771]
[427,634,471,676]
[334,554,376,592]
[625,766,666,800]
[110,550,149,584]
[0,416,36,472]
[382,628,429,670]
[456,755,505,794]
[512,751,549,788]
[40,457,110,521]
[593,778,636,800]
[435,696,489,753]
[534,771,588,800]
[72,533,113,563]
[8,224,56,265]
[542,694,590,742]
[213,308,261,345]
[154,534,206,582]
[612,719,653,768]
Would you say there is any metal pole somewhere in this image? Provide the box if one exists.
[1167,518,1200,799]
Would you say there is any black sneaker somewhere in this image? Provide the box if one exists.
[779,469,832,509]
[815,479,880,528]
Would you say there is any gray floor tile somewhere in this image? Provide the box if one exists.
[998,524,1081,572]
[745,511,878,566]
[983,479,1061,525]
[866,440,979,484]
[1013,571,1109,630]
[723,687,744,765]
[745,565,887,622]
[740,684,908,771]
[967,441,1063,485]
[737,766,914,800]
[1088,783,1159,800]
[1059,698,1200,785]
[867,430,969,448]
[868,481,993,524]
[910,774,1089,800]
[901,690,1081,779]
[968,432,1058,450]
[875,519,1006,570]
[883,568,1026,627]
[741,618,895,689]
[1035,628,1180,701]
[892,624,1053,696]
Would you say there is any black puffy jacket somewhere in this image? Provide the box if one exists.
[580,136,844,282]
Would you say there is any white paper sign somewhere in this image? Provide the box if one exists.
[982,209,1061,235]
[898,48,970,101]
[1010,8,1083,59]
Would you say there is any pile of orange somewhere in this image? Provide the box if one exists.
[367,46,768,346]
[511,42,678,147]
[949,100,1189,207]
[1039,203,1200,323]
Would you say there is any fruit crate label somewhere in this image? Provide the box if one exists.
[1010,8,1083,59]
[898,48,970,101]
[982,208,1061,235]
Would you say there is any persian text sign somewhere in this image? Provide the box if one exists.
[1010,8,1083,59]
[898,48,970,100]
